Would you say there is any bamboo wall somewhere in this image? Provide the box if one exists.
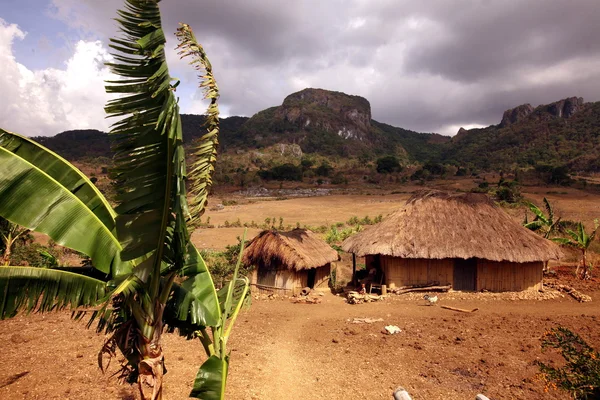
[372,255,543,292]
[250,264,331,295]
[378,256,453,288]
[313,263,331,290]
[476,260,542,292]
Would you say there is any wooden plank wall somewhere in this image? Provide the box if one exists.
[313,264,331,290]
[381,256,453,288]
[251,266,331,295]
[477,260,542,291]
[378,255,542,292]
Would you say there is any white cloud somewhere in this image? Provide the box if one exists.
[0,19,115,136]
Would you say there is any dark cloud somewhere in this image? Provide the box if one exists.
[48,0,600,134]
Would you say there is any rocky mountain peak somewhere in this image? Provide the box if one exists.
[500,97,585,127]
[277,88,372,140]
[545,96,584,118]
[499,103,534,127]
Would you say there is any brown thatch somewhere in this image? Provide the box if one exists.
[243,228,339,271]
[342,190,563,262]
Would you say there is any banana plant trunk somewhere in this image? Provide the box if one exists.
[138,303,167,400]
[581,249,588,280]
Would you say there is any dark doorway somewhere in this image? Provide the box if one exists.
[454,258,477,291]
[307,269,316,288]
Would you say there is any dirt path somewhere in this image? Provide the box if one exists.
[255,312,309,398]
[1,292,600,399]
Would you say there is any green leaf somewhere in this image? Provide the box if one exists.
[0,129,116,227]
[165,243,220,329]
[106,0,189,280]
[189,355,228,399]
[0,266,106,319]
[0,141,129,276]
[552,237,573,246]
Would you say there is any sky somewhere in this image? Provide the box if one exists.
[1,0,600,137]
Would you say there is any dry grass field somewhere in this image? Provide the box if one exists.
[2,181,600,399]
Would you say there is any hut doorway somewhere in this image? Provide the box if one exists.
[306,269,316,288]
[454,258,477,291]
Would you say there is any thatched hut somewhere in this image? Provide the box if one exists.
[243,228,339,295]
[342,190,563,292]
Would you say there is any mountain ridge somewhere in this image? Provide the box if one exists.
[28,88,600,173]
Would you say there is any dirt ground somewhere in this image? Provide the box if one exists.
[1,283,599,400]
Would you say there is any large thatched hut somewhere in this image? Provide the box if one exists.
[342,190,563,292]
[243,228,339,295]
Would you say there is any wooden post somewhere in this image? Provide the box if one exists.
[352,253,357,286]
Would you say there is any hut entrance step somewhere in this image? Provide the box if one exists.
[454,258,477,291]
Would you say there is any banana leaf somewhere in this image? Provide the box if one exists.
[0,266,106,319]
[189,355,228,399]
[0,141,130,276]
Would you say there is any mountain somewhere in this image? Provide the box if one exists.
[26,90,600,173]
[220,88,418,159]
[444,96,600,171]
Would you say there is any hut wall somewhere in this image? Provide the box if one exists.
[476,260,542,292]
[251,267,333,296]
[380,256,453,288]
[372,256,542,292]
[313,264,331,291]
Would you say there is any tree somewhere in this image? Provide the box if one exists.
[0,2,247,400]
[376,155,401,174]
[553,221,598,280]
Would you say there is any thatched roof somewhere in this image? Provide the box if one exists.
[243,228,340,271]
[342,190,563,263]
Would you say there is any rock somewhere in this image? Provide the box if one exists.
[277,88,373,141]
[393,387,413,400]
[500,103,534,127]
[384,325,402,335]
[546,96,584,118]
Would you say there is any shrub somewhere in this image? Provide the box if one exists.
[258,163,303,181]
[536,327,600,399]
[376,155,401,174]
[315,161,334,177]
[331,172,347,185]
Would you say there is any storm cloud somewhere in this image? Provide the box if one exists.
[5,0,600,135]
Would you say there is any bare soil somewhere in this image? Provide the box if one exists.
[0,285,599,400]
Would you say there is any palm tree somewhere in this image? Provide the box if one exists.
[0,1,246,399]
[553,221,598,280]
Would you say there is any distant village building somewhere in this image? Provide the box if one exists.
[342,190,562,292]
[243,228,339,296]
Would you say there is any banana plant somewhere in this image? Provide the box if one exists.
[524,197,562,272]
[0,1,248,399]
[553,220,598,280]
[524,197,561,239]
[0,218,30,265]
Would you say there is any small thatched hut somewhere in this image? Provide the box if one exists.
[243,228,339,295]
[342,190,563,292]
